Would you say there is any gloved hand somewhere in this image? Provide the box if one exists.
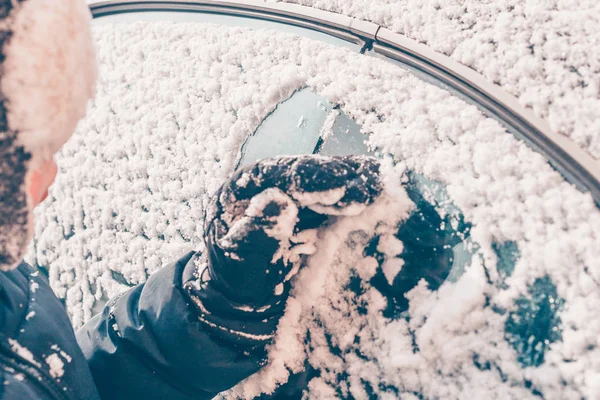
[200,155,382,308]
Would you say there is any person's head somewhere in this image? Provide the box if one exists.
[0,0,97,269]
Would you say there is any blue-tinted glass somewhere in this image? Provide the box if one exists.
[493,241,520,284]
[238,89,332,167]
[505,276,564,368]
[318,109,373,157]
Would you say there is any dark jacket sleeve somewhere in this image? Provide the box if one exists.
[76,251,273,400]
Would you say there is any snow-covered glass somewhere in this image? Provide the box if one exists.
[26,9,600,399]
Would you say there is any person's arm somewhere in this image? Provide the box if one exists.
[77,155,382,400]
[76,251,271,400]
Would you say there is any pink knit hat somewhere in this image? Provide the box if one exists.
[0,0,97,269]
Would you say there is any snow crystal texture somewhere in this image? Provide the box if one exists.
[27,21,600,399]
[274,0,600,160]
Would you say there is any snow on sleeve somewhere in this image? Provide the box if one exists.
[50,344,72,364]
[8,338,41,368]
[45,353,65,379]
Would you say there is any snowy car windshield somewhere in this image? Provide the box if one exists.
[27,9,600,399]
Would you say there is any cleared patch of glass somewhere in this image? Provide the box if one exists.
[317,108,373,157]
[238,89,332,167]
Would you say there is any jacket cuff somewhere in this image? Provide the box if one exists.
[182,252,290,348]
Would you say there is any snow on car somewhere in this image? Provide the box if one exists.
[27,5,600,399]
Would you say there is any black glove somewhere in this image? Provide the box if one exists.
[202,155,382,308]
[183,155,382,347]
[188,156,382,309]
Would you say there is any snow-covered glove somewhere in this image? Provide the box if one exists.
[205,155,382,306]
[183,155,382,345]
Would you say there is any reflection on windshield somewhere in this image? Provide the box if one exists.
[367,172,473,320]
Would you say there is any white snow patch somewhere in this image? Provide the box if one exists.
[319,109,339,141]
[246,188,298,241]
[291,187,346,208]
[377,234,403,257]
[381,258,403,286]
[274,283,284,296]
[45,353,65,379]
[297,116,306,128]
[8,339,41,368]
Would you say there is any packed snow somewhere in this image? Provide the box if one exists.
[8,338,41,368]
[273,0,600,160]
[45,353,65,379]
[26,20,600,399]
